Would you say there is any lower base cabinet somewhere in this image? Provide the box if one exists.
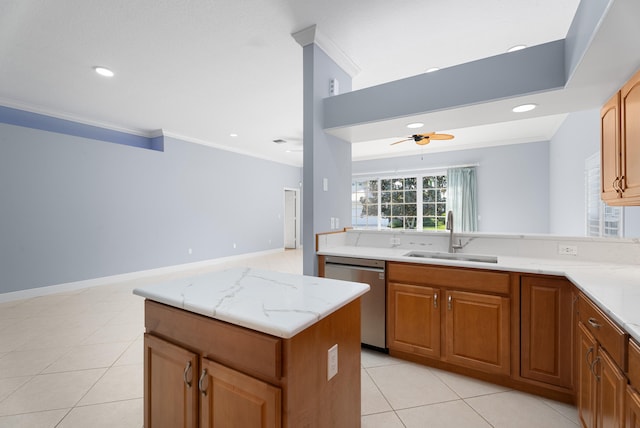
[577,314,627,428]
[628,385,640,427]
[144,334,199,428]
[444,290,510,375]
[387,263,511,376]
[145,334,281,428]
[143,299,362,427]
[199,358,281,428]
[520,275,574,390]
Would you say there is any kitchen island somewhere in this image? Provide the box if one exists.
[134,267,369,428]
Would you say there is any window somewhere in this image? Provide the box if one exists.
[585,153,623,237]
[352,173,447,230]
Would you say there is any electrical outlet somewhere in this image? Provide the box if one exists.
[390,237,400,246]
[327,344,338,380]
[330,217,336,229]
[558,245,578,256]
[335,217,340,229]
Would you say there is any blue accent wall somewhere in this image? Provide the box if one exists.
[0,105,161,151]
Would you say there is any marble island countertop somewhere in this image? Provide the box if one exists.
[133,267,370,339]
[318,244,640,343]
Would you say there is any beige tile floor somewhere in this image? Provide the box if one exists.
[0,248,579,427]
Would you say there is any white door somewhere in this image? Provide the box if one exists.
[284,189,297,249]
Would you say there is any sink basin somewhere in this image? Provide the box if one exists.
[403,251,498,264]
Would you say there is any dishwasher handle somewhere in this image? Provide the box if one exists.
[325,263,385,274]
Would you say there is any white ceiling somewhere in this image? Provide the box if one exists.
[0,0,630,167]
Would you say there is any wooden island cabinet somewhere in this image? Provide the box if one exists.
[135,268,368,428]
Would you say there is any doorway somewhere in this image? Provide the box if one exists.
[284,188,299,249]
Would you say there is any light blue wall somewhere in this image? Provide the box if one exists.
[352,141,550,234]
[324,40,566,130]
[549,109,599,235]
[0,123,301,293]
[549,109,640,237]
[302,44,352,275]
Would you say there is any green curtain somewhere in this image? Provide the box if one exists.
[446,167,478,232]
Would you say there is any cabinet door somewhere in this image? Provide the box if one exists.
[443,290,510,375]
[199,358,281,428]
[520,276,573,389]
[597,349,626,428]
[601,91,622,203]
[577,323,598,428]
[387,282,440,357]
[144,334,199,428]
[627,385,640,428]
[621,70,640,204]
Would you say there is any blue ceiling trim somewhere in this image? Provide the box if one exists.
[0,105,163,152]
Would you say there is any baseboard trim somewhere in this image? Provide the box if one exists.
[0,248,286,304]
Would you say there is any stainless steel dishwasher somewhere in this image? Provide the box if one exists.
[324,256,386,350]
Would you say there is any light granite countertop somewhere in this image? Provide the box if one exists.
[133,267,370,339]
[318,245,640,344]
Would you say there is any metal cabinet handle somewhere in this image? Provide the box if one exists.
[585,347,593,366]
[183,361,192,388]
[434,293,438,308]
[590,356,601,382]
[198,369,208,396]
[613,177,620,192]
[588,317,602,329]
[447,295,452,311]
[620,175,625,192]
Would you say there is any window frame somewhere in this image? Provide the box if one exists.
[352,170,447,231]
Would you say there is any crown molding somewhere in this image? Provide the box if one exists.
[292,25,360,78]
[0,97,154,138]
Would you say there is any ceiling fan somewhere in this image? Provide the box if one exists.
[390,132,454,146]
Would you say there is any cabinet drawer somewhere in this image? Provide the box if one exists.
[578,293,627,369]
[629,340,640,387]
[387,262,510,295]
[145,300,282,381]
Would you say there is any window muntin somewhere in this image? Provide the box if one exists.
[352,173,446,230]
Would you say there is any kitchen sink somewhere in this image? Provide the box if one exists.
[403,251,498,264]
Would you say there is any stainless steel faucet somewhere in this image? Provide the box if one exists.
[446,210,463,253]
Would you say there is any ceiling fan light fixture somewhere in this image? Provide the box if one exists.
[230,133,238,137]
[512,103,537,113]
[94,66,114,77]
[406,122,424,129]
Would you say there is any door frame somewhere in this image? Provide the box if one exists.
[284,187,300,249]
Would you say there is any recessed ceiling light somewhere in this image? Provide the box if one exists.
[426,67,440,73]
[407,122,424,129]
[507,45,527,53]
[230,133,238,137]
[512,103,537,113]
[94,66,114,77]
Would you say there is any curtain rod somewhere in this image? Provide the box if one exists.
[352,163,479,177]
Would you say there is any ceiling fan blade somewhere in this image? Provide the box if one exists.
[390,138,411,145]
[415,132,436,138]
[428,133,454,140]
[416,139,432,146]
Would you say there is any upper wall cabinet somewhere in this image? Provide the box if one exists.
[601,69,640,205]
